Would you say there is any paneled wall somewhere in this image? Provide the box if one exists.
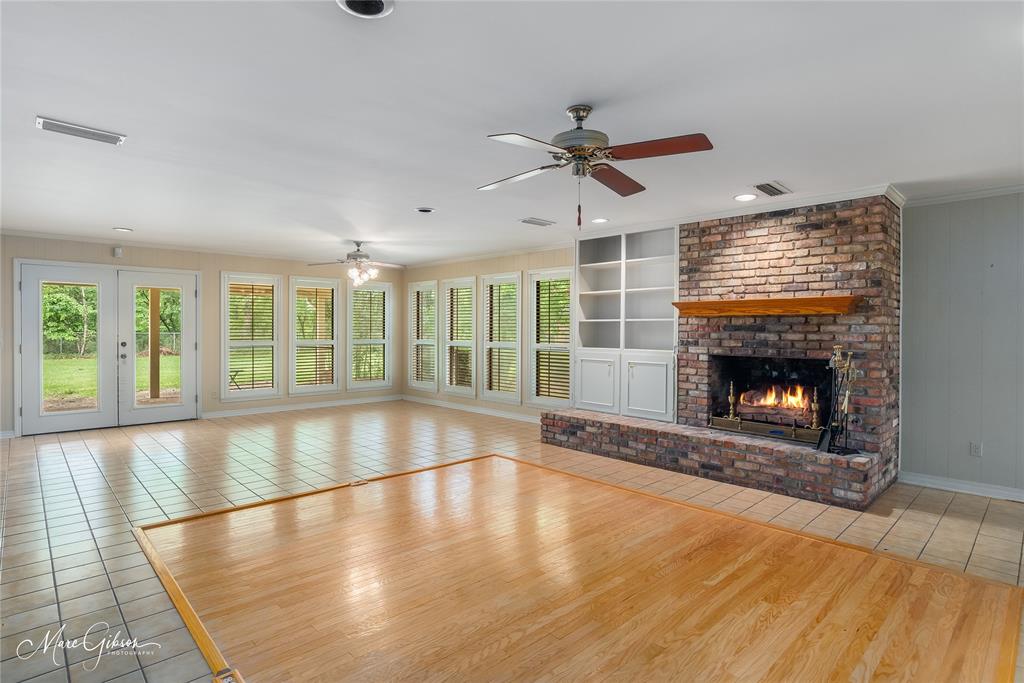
[902,193,1024,491]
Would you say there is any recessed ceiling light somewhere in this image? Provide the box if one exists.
[37,116,126,146]
[112,227,134,233]
[415,207,435,213]
[591,218,609,224]
[337,0,394,19]
[734,193,758,202]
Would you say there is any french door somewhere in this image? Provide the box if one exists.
[20,263,198,435]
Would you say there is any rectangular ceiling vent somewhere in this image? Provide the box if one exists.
[754,181,791,197]
[520,217,557,227]
[35,117,126,146]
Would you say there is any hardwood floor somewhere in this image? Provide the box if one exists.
[140,455,1021,682]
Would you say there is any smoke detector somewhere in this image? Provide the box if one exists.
[36,117,125,146]
[337,0,394,18]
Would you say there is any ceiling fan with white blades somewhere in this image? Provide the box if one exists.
[478,104,713,206]
[308,241,398,286]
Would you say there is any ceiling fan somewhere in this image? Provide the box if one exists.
[478,104,712,198]
[308,241,398,286]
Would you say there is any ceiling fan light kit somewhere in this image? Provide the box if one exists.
[308,240,393,286]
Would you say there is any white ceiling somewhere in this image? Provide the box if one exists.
[2,1,1022,266]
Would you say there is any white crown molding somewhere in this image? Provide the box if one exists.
[0,228,405,270]
[404,244,574,271]
[898,470,1024,503]
[402,394,540,424]
[901,184,1024,208]
[201,394,402,419]
[580,184,902,240]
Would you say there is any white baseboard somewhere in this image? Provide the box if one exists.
[0,431,14,439]
[201,394,403,419]
[401,395,540,424]
[899,470,1024,503]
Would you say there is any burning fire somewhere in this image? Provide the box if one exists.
[740,384,809,410]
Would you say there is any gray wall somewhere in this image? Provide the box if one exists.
[902,192,1024,490]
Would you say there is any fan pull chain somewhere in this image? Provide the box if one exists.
[577,177,582,229]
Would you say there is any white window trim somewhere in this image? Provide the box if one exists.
[221,272,282,402]
[289,276,341,395]
[480,272,521,404]
[441,276,475,397]
[527,268,573,408]
[408,280,438,393]
[347,280,393,391]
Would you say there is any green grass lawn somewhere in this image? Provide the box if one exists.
[43,354,181,400]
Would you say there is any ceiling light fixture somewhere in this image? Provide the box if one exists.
[112,227,134,232]
[337,0,394,19]
[734,193,758,202]
[348,262,379,287]
[415,207,435,213]
[591,218,609,224]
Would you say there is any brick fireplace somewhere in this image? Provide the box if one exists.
[542,194,901,510]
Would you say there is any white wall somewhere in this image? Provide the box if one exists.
[902,192,1024,493]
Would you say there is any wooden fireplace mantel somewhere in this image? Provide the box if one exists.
[673,295,863,318]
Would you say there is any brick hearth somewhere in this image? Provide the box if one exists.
[542,409,885,509]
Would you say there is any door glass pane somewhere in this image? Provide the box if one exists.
[41,282,99,412]
[135,287,183,406]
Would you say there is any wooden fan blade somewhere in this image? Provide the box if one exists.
[366,260,404,269]
[477,163,565,191]
[590,163,645,197]
[307,260,343,266]
[487,133,566,155]
[605,133,712,161]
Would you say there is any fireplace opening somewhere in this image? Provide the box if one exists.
[708,355,832,445]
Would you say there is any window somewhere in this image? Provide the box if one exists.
[481,273,519,402]
[290,277,339,394]
[348,281,392,389]
[222,273,280,399]
[442,277,475,396]
[528,270,572,405]
[408,281,437,391]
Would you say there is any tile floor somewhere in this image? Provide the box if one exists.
[2,401,1023,682]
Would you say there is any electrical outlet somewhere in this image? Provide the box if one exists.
[969,442,983,458]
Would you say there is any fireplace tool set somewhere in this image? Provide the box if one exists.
[708,345,861,452]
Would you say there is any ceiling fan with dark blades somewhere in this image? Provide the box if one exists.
[478,105,712,197]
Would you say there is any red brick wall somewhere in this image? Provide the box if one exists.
[677,195,901,488]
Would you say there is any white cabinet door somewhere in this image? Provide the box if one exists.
[574,350,619,414]
[621,350,675,422]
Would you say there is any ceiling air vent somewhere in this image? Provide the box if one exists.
[753,181,791,197]
[36,117,126,145]
[520,217,557,227]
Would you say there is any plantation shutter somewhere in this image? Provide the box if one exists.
[484,279,518,395]
[294,285,336,388]
[412,287,436,384]
[227,280,276,391]
[445,283,473,390]
[351,288,387,382]
[534,277,570,400]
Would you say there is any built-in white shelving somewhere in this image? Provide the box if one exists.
[574,226,678,422]
[576,227,677,351]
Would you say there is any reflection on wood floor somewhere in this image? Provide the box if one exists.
[142,455,1022,682]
